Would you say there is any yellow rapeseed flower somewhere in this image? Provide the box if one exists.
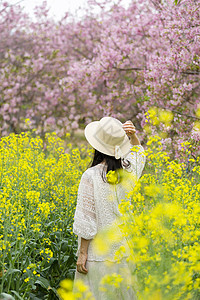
[158,109,174,125]
[60,279,73,291]
[106,170,119,184]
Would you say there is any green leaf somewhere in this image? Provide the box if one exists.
[63,255,70,263]
[0,293,15,300]
[35,277,51,290]
[61,241,69,252]
[29,293,41,300]
[7,269,21,275]
[49,287,60,297]
[4,269,21,279]
[52,49,60,58]
[10,291,23,300]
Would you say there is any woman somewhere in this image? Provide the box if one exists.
[72,117,146,299]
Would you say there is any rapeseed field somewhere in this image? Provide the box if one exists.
[0,131,199,299]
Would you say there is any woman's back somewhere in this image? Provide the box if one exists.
[73,145,146,261]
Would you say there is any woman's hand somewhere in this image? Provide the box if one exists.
[122,120,136,137]
[122,120,141,145]
[76,252,88,274]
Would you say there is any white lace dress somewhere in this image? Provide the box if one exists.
[72,145,146,300]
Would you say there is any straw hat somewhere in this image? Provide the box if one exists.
[84,117,131,159]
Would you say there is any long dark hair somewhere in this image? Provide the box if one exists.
[88,149,131,184]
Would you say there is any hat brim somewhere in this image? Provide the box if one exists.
[84,121,131,158]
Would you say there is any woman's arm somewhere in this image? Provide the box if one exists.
[122,120,146,178]
[80,237,91,255]
[76,238,91,274]
[122,120,141,145]
[130,133,141,146]
[73,172,97,274]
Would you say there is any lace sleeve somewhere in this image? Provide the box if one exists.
[73,171,97,240]
[123,145,146,178]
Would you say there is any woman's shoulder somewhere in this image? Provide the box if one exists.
[81,164,104,181]
[80,166,97,179]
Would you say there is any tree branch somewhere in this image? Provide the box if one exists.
[113,67,145,71]
[114,66,200,75]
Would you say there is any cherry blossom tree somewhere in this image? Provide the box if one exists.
[0,0,199,158]
[0,1,99,135]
